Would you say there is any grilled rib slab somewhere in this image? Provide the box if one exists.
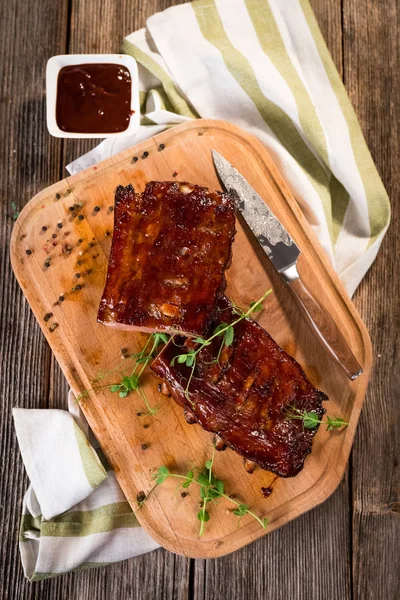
[151,297,327,477]
[98,182,236,336]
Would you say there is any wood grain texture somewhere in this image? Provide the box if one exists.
[0,0,68,599]
[0,0,398,598]
[342,0,400,598]
[10,119,372,557]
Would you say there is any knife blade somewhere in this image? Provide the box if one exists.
[212,149,362,381]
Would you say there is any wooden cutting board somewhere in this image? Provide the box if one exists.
[10,119,372,558]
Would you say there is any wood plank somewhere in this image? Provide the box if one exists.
[0,0,69,597]
[342,0,400,598]
[35,549,189,600]
[201,476,351,600]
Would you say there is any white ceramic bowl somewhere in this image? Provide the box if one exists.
[46,54,140,139]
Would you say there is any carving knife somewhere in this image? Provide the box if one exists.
[212,149,362,381]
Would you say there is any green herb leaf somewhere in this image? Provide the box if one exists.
[197,472,210,487]
[157,333,170,344]
[224,326,234,347]
[177,354,188,364]
[208,488,220,499]
[193,337,210,345]
[110,384,120,392]
[181,470,194,488]
[197,510,210,522]
[186,353,196,367]
[122,376,133,388]
[155,466,170,484]
[215,479,224,494]
[326,416,348,431]
[249,300,263,312]
[302,411,320,429]
[135,356,150,364]
[262,517,268,528]
[205,459,212,469]
[233,504,249,517]
[213,322,229,335]
[119,390,128,398]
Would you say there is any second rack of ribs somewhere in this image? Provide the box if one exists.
[151,297,327,478]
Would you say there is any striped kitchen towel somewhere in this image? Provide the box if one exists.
[17,0,390,581]
[69,0,390,298]
[13,393,159,580]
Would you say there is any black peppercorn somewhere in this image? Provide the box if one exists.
[57,222,63,229]
[136,491,146,503]
[142,151,149,159]
[59,295,64,302]
[52,233,57,239]
[158,143,165,151]
[42,226,47,232]
[94,206,100,212]
[75,273,81,279]
[25,249,32,255]
[78,215,84,221]
[44,312,53,322]
[78,238,82,244]
[55,193,61,200]
[141,443,148,451]
[131,156,138,164]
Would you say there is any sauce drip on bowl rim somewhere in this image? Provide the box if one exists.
[56,63,133,134]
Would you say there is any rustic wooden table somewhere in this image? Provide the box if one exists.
[1,1,398,598]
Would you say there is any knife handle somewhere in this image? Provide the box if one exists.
[285,266,363,380]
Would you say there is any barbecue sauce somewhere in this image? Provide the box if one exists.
[56,64,132,133]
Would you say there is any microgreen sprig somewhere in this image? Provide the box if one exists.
[170,289,272,402]
[77,332,169,415]
[285,405,349,431]
[141,447,268,537]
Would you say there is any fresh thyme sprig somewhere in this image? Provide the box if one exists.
[170,289,272,401]
[140,447,268,537]
[285,405,349,431]
[77,332,169,415]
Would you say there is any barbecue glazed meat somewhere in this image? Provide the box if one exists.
[98,182,236,336]
[151,297,327,477]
